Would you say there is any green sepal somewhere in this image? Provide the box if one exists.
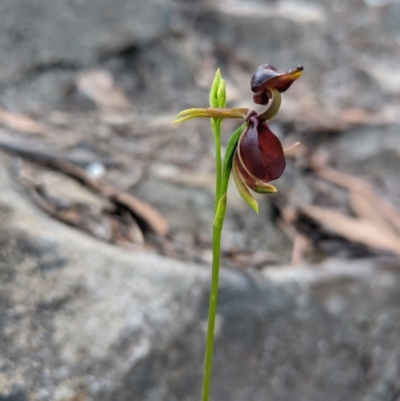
[253,183,277,194]
[220,122,246,194]
[232,161,259,214]
[173,107,248,124]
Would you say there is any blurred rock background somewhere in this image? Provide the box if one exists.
[1,0,400,400]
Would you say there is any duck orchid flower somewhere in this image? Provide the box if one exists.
[174,64,303,212]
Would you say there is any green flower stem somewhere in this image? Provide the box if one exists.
[211,119,222,210]
[201,69,238,401]
[201,222,223,401]
[201,194,227,401]
[201,120,245,401]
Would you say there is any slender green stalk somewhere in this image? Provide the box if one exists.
[201,70,230,401]
[211,119,222,209]
[201,189,227,401]
[201,223,223,401]
[201,118,244,401]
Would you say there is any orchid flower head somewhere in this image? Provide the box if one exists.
[251,64,303,105]
[174,64,303,213]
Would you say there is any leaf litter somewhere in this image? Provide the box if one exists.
[1,67,400,268]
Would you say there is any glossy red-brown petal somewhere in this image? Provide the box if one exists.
[251,64,303,105]
[253,90,271,106]
[238,117,266,181]
[238,117,286,185]
[257,121,286,182]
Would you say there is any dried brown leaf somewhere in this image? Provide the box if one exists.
[112,191,168,236]
[313,166,400,235]
[40,171,112,210]
[291,234,310,266]
[349,191,399,239]
[224,249,279,269]
[300,204,400,256]
[76,70,131,110]
[4,142,168,236]
[0,108,47,135]
[125,212,145,245]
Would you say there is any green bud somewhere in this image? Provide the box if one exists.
[217,79,226,108]
[209,69,221,108]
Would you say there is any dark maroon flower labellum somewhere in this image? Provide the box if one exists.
[233,116,285,195]
[251,64,303,105]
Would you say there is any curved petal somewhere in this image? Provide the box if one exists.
[232,154,259,213]
[237,117,286,184]
[235,150,278,195]
[235,150,257,188]
[256,89,281,122]
[251,64,303,105]
[251,64,278,92]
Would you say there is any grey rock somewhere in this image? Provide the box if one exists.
[189,0,400,110]
[321,124,400,165]
[0,0,207,113]
[0,162,208,400]
[383,2,400,33]
[195,1,329,72]
[318,123,400,204]
[1,161,400,401]
[2,0,399,115]
[0,0,173,86]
